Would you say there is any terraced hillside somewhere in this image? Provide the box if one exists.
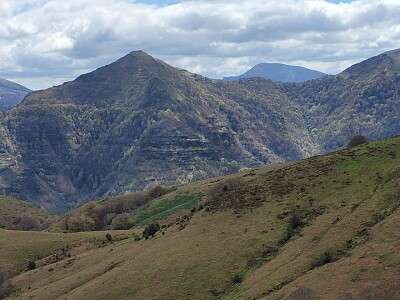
[1,136,400,299]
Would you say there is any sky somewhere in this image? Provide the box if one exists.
[0,0,399,90]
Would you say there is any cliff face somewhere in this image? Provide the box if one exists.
[2,49,400,213]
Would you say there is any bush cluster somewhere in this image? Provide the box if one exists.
[143,223,160,239]
[347,135,368,148]
[64,186,166,232]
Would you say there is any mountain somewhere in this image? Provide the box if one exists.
[283,48,400,153]
[1,48,400,213]
[2,51,313,213]
[223,63,327,82]
[3,136,400,299]
[0,79,31,110]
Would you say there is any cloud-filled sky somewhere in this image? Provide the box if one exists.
[0,0,399,90]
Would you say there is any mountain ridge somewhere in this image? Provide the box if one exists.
[1,48,400,213]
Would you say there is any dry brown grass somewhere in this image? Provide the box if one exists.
[3,136,400,299]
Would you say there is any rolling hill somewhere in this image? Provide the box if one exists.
[0,48,400,213]
[0,196,53,231]
[223,63,327,82]
[0,79,31,110]
[1,135,400,299]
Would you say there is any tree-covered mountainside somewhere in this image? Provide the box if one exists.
[0,79,31,110]
[1,49,400,213]
[223,63,327,82]
[282,49,400,153]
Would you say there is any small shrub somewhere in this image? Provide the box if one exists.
[230,272,244,284]
[143,223,160,239]
[279,209,308,245]
[312,248,340,268]
[347,135,368,148]
[27,260,36,270]
[289,210,306,230]
[105,233,112,242]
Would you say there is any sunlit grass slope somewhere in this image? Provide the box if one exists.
[5,136,400,299]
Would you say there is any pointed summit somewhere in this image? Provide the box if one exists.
[23,50,178,106]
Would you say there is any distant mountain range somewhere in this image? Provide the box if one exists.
[223,63,327,82]
[0,78,31,110]
[1,49,400,213]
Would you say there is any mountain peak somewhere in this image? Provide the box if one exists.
[223,63,326,83]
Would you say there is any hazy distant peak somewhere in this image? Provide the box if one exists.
[223,63,327,83]
[0,78,31,110]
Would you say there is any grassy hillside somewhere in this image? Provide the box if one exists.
[3,136,400,299]
[0,196,53,230]
[0,229,131,274]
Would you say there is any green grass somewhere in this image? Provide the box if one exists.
[133,193,203,225]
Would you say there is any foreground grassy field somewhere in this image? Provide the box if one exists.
[3,136,400,299]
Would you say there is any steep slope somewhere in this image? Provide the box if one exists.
[4,135,400,299]
[0,79,31,110]
[223,63,327,82]
[3,51,313,213]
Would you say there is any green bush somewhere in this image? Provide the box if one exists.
[230,272,244,284]
[347,135,368,148]
[110,213,134,230]
[289,210,305,230]
[105,233,112,242]
[143,223,160,239]
[28,260,36,270]
[312,248,340,268]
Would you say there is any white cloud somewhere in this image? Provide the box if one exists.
[0,0,399,90]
